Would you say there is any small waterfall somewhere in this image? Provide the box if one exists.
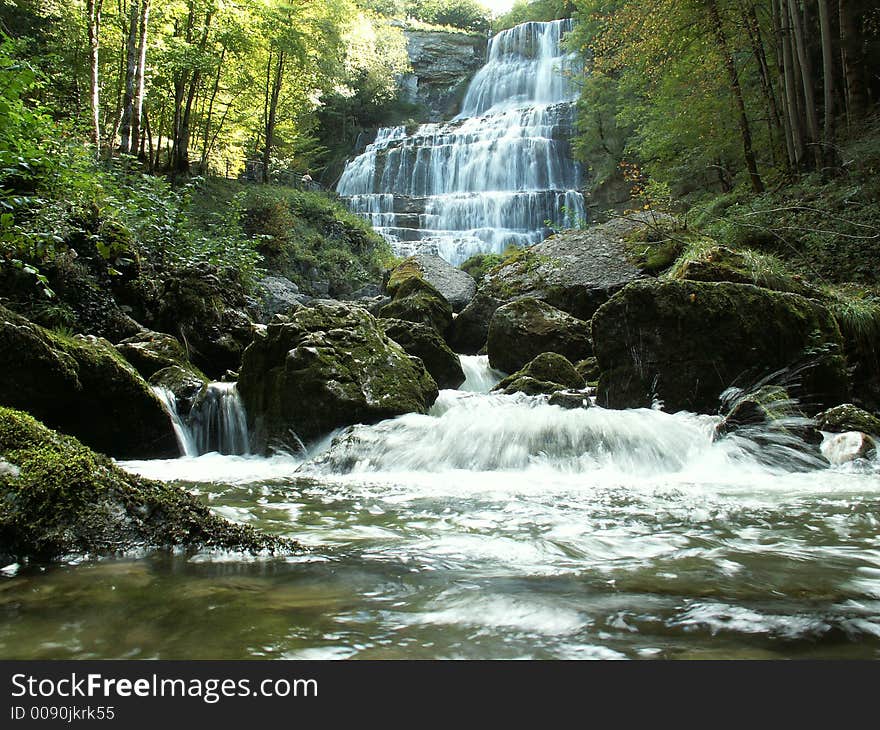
[459,355,506,393]
[337,19,584,265]
[152,382,250,457]
[152,386,198,457]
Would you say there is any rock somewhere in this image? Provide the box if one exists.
[348,283,382,299]
[0,407,295,561]
[592,280,849,414]
[449,216,646,353]
[815,404,880,436]
[350,295,391,318]
[387,255,476,312]
[253,275,308,321]
[0,306,177,459]
[493,353,585,396]
[820,431,877,465]
[238,301,438,451]
[379,275,454,336]
[0,459,19,479]
[400,28,487,120]
[149,365,209,419]
[381,318,465,390]
[116,330,197,380]
[575,357,601,383]
[548,390,592,409]
[487,297,592,374]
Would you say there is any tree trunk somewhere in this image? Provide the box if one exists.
[119,0,139,154]
[787,0,821,169]
[838,0,866,124]
[772,0,798,172]
[129,0,151,156]
[817,0,837,169]
[86,0,102,153]
[200,46,226,167]
[707,0,764,193]
[262,50,285,184]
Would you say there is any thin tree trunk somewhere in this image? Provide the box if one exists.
[772,0,798,172]
[262,50,284,184]
[144,107,154,171]
[838,0,866,124]
[707,0,764,193]
[129,0,151,156]
[817,0,837,169]
[86,0,102,153]
[787,0,821,169]
[119,0,139,153]
[200,46,226,167]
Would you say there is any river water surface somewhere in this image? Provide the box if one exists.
[1,358,879,659]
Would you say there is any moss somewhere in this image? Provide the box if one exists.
[459,253,504,285]
[815,404,880,435]
[379,276,453,335]
[493,352,584,395]
[386,258,425,295]
[0,407,295,560]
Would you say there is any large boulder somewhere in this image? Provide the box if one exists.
[379,275,453,336]
[487,297,592,374]
[238,302,438,452]
[591,280,849,414]
[252,275,309,321]
[149,365,209,420]
[381,318,465,390]
[449,216,645,353]
[0,407,293,561]
[492,353,585,396]
[387,254,477,312]
[0,306,177,459]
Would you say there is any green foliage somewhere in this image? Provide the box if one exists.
[406,0,490,33]
[459,252,504,284]
[237,185,392,296]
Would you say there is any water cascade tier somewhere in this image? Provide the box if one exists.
[337,19,585,265]
[153,382,250,457]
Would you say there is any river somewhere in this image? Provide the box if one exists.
[1,357,878,660]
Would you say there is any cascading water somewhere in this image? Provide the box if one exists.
[152,382,250,456]
[337,19,585,265]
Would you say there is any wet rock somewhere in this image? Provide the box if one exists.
[493,353,584,396]
[0,407,295,561]
[449,216,647,353]
[815,403,880,436]
[379,275,454,336]
[820,431,877,465]
[381,318,465,390]
[548,390,591,409]
[0,306,177,459]
[591,280,849,415]
[149,365,209,419]
[575,357,601,383]
[487,297,592,374]
[238,301,438,451]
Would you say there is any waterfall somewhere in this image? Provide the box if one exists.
[459,355,506,393]
[152,382,250,457]
[337,19,584,265]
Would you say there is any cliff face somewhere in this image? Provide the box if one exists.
[400,29,487,121]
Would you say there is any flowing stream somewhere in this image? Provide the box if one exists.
[337,19,585,264]
[1,357,879,660]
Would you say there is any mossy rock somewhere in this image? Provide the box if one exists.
[379,276,453,336]
[591,280,849,414]
[386,258,425,296]
[0,306,177,459]
[492,353,584,396]
[575,357,601,383]
[487,297,592,374]
[149,365,210,419]
[238,301,438,452]
[116,330,201,380]
[381,318,465,390]
[815,404,880,436]
[0,407,295,562]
